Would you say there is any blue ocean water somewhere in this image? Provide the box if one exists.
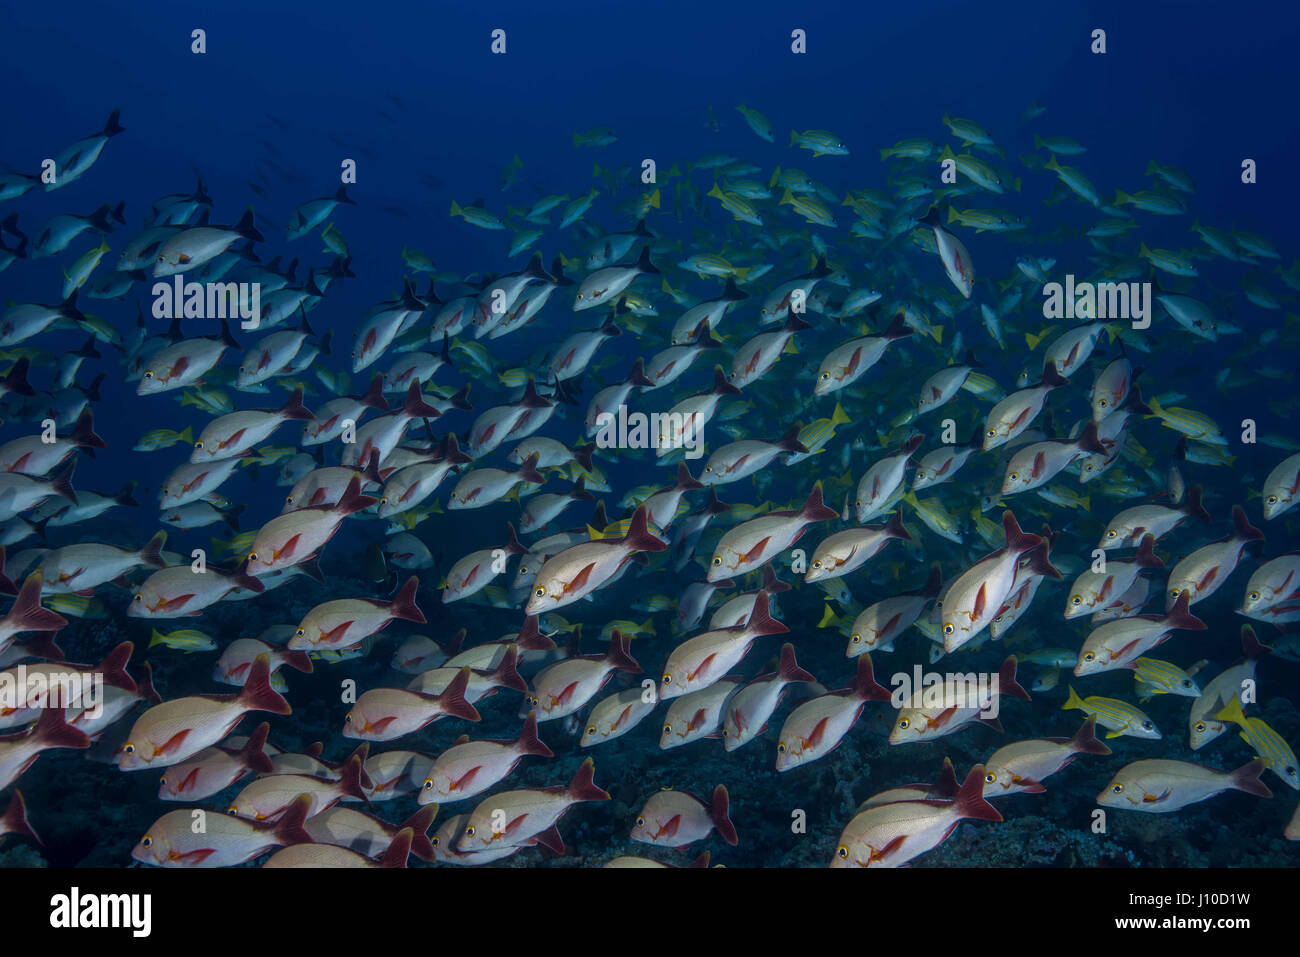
[0,1,1298,868]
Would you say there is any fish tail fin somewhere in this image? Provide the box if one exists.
[403,806,439,861]
[1231,503,1264,543]
[34,706,90,750]
[491,646,527,693]
[1214,694,1247,726]
[1229,758,1272,799]
[816,603,839,629]
[744,591,789,637]
[800,481,839,522]
[279,386,314,421]
[235,207,265,244]
[566,757,610,802]
[273,795,314,847]
[1183,485,1211,523]
[339,754,370,802]
[998,655,1031,701]
[777,643,815,683]
[1069,715,1112,755]
[517,616,557,652]
[605,630,641,673]
[9,572,68,634]
[851,654,892,702]
[1240,625,1271,661]
[710,784,739,845]
[1,792,39,845]
[389,575,426,624]
[516,709,554,758]
[955,766,1003,822]
[239,655,292,715]
[437,668,483,722]
[137,533,168,571]
[670,462,702,492]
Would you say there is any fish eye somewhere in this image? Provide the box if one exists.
[226,807,239,816]
[133,594,142,602]
[294,628,305,638]
[144,371,154,379]
[527,695,537,706]
[662,724,672,735]
[1182,680,1193,688]
[1071,596,1082,606]
[704,466,712,473]
[160,776,166,785]
[1009,472,1019,481]
[1111,784,1124,794]
[1169,589,1181,599]
[142,836,152,847]
[1105,530,1116,539]
[898,718,910,729]
[195,441,204,449]
[380,497,387,505]
[819,372,830,380]
[1267,495,1278,505]
[986,429,996,438]
[519,565,528,575]
[1098,399,1108,408]
[576,293,584,300]
[850,634,861,644]
[1142,721,1152,729]
[942,623,954,636]
[465,825,476,837]
[249,552,259,562]
[345,712,352,724]
[994,614,1004,623]
[1195,721,1207,733]
[812,560,822,569]
[777,742,786,753]
[836,845,848,859]
[984,772,996,784]
[1083,652,1095,662]
[662,675,672,684]
[1084,463,1094,472]
[1249,591,1260,601]
[636,817,645,828]
[711,557,722,566]
[430,836,440,848]
[124,744,135,754]
[534,587,545,598]
[423,779,434,790]
[585,726,596,736]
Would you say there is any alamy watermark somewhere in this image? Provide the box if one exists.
[890,666,1001,718]
[152,277,261,329]
[594,404,705,460]
[1042,275,1150,329]
[0,667,103,718]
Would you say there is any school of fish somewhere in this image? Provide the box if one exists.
[0,100,1298,868]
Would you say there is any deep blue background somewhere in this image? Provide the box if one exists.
[3,0,1298,492]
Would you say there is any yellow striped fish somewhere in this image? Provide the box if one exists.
[149,628,217,652]
[1216,696,1299,790]
[1063,686,1161,739]
[1132,658,1202,700]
